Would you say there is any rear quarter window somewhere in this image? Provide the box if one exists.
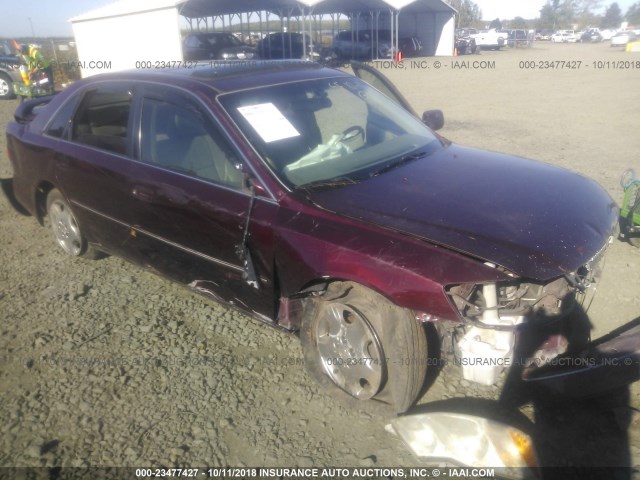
[45,94,82,139]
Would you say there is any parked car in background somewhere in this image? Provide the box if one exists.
[555,30,578,42]
[551,31,570,42]
[599,28,617,40]
[507,29,532,47]
[580,29,603,42]
[332,30,394,60]
[456,28,478,37]
[455,30,477,54]
[6,60,618,413]
[470,28,506,50]
[536,30,553,40]
[183,32,256,61]
[496,29,511,45]
[256,32,317,60]
[611,31,638,47]
[0,41,22,100]
[241,33,262,46]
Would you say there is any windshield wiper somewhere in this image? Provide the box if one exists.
[295,177,359,192]
[368,150,430,178]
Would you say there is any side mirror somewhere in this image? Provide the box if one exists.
[422,109,445,131]
[240,166,269,197]
[250,180,268,198]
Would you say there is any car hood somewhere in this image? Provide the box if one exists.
[0,55,20,65]
[305,144,618,281]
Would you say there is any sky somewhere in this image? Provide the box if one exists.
[0,0,637,38]
[476,0,550,21]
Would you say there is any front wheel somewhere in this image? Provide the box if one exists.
[301,282,427,413]
[46,189,101,259]
[0,73,15,100]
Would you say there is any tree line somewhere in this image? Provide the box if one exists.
[447,0,640,29]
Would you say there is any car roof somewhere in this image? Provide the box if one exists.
[187,32,234,37]
[264,32,305,38]
[70,60,351,96]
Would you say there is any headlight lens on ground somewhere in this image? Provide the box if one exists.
[387,412,538,478]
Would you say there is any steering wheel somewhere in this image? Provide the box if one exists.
[340,125,365,144]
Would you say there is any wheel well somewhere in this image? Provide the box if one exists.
[280,276,424,332]
[35,181,56,225]
[289,277,442,336]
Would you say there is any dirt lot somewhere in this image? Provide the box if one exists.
[1,43,639,475]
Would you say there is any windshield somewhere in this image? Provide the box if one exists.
[205,33,244,47]
[219,77,440,188]
[1,43,9,56]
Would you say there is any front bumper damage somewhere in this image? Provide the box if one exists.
[445,273,594,387]
[441,239,640,394]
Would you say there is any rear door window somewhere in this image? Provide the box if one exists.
[71,85,133,156]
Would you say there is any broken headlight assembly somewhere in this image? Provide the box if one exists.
[444,242,610,386]
[386,412,539,478]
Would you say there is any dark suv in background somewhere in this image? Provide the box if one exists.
[0,41,22,100]
[332,30,394,60]
[183,32,256,61]
[255,32,317,59]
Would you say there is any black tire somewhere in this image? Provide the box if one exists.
[301,281,427,414]
[46,189,102,259]
[0,72,15,100]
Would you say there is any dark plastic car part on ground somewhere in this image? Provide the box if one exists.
[522,318,640,396]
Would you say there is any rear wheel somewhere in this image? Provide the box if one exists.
[46,189,101,259]
[301,281,427,413]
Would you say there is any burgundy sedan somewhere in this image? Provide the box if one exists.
[6,61,618,413]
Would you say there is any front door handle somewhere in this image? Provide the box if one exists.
[132,186,154,202]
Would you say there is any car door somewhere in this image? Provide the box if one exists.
[350,61,418,116]
[51,82,137,258]
[126,85,278,318]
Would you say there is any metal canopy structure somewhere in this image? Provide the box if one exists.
[178,0,455,58]
[70,0,455,77]
[179,0,454,16]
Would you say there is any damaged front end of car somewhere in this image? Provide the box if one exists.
[444,241,610,387]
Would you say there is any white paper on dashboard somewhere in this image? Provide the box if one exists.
[237,103,300,143]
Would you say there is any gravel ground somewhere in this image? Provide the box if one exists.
[1,43,639,474]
